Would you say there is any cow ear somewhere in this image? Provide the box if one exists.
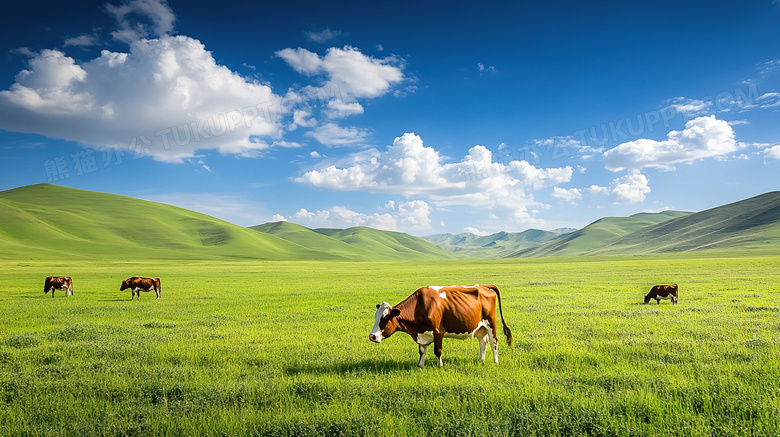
[390,308,401,318]
[376,304,381,309]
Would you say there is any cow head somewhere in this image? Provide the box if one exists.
[369,302,401,343]
[119,279,130,291]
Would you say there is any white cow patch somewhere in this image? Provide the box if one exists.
[417,331,434,345]
[429,286,443,291]
[439,291,447,299]
[370,302,392,342]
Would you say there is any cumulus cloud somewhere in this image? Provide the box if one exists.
[276,46,404,99]
[297,132,572,224]
[589,171,651,204]
[0,36,285,163]
[107,0,176,43]
[603,115,737,171]
[763,145,780,159]
[325,99,364,118]
[464,226,492,236]
[280,200,432,231]
[0,0,404,161]
[552,187,582,202]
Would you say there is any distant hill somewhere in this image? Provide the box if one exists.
[0,184,450,261]
[510,192,780,257]
[593,191,780,254]
[3,184,777,261]
[250,222,451,261]
[423,228,569,258]
[510,210,691,258]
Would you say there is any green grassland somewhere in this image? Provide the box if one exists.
[1,253,779,436]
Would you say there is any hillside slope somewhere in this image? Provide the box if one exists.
[509,210,692,258]
[594,191,780,254]
[0,184,326,261]
[311,226,452,260]
[511,192,780,257]
[250,221,451,260]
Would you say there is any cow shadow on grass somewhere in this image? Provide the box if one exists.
[283,355,478,376]
[284,358,413,375]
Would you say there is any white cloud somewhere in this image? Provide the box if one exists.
[297,132,572,225]
[0,36,285,163]
[757,92,780,109]
[64,34,98,47]
[276,46,404,99]
[665,97,714,117]
[106,0,176,43]
[603,115,737,171]
[325,99,364,118]
[306,123,370,146]
[764,145,780,159]
[463,226,492,236]
[305,28,342,43]
[281,200,432,231]
[589,171,651,204]
[552,187,582,202]
[477,63,496,72]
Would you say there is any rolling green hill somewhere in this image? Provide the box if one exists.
[510,192,780,257]
[0,184,328,261]
[593,191,780,254]
[511,210,692,258]
[250,221,452,260]
[0,184,450,261]
[309,226,452,260]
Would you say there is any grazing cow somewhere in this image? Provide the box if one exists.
[44,276,72,297]
[369,284,513,368]
[645,284,678,305]
[120,277,161,300]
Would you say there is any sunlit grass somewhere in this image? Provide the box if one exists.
[1,254,778,435]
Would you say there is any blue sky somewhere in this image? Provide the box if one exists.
[1,0,778,235]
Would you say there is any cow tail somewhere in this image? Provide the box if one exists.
[489,285,513,347]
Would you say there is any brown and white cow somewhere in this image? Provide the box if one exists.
[120,277,161,300]
[644,284,678,305]
[44,276,72,297]
[369,284,513,367]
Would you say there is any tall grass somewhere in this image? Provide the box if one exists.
[1,254,778,435]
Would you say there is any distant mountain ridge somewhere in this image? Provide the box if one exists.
[422,228,568,258]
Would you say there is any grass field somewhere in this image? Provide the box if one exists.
[1,253,779,436]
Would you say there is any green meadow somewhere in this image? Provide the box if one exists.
[1,253,779,436]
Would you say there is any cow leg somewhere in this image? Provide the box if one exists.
[67,287,72,297]
[474,325,488,363]
[418,344,428,368]
[434,334,444,367]
[478,335,488,363]
[155,288,160,300]
[51,288,55,298]
[487,324,499,364]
